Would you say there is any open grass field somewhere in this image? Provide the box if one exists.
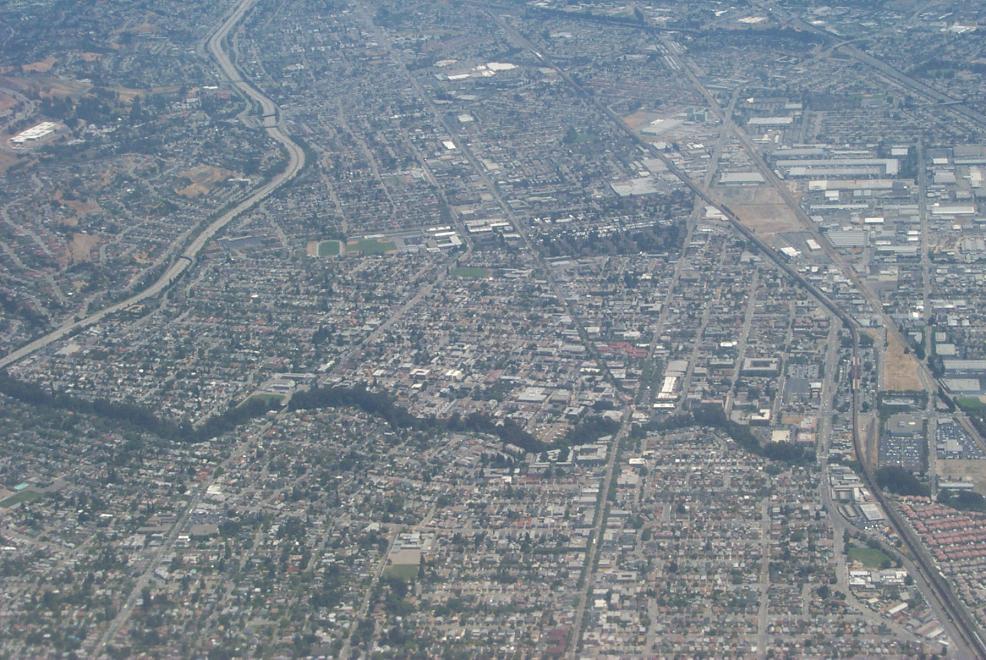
[847,543,892,568]
[0,490,43,508]
[383,564,418,581]
[452,266,489,279]
[957,397,986,414]
[318,240,341,257]
[352,237,396,256]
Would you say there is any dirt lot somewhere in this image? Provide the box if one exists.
[622,110,659,130]
[0,91,17,112]
[861,414,879,472]
[55,190,100,218]
[177,165,233,197]
[22,56,57,73]
[714,184,803,237]
[112,84,181,103]
[68,233,100,263]
[0,151,18,174]
[0,74,90,99]
[937,460,986,493]
[110,18,158,49]
[63,198,100,216]
[880,331,924,392]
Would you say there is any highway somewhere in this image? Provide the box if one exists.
[81,0,304,653]
[0,0,305,372]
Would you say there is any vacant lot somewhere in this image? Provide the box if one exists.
[937,459,986,494]
[622,109,659,130]
[176,164,233,198]
[22,56,57,73]
[881,332,923,392]
[111,84,182,103]
[68,232,100,263]
[0,151,18,174]
[716,184,804,237]
[847,542,893,568]
[0,91,17,112]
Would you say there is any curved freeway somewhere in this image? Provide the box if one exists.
[0,0,305,371]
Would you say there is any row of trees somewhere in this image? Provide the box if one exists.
[2,370,630,457]
[563,415,620,445]
[290,383,549,453]
[938,489,986,513]
[875,466,930,497]
[636,404,814,465]
[4,369,848,471]
[0,372,279,443]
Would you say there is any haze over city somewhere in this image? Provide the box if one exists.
[2,0,986,657]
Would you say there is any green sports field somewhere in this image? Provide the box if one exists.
[317,240,341,256]
[451,266,489,279]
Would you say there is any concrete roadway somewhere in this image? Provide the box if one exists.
[0,0,305,372]
[85,0,307,652]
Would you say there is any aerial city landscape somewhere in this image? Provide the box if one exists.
[2,0,986,657]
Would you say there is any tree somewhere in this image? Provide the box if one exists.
[875,466,929,497]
